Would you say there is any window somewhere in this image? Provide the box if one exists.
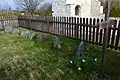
[75,5,81,15]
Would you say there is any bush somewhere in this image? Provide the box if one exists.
[110,2,120,17]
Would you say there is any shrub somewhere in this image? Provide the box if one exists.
[110,2,120,17]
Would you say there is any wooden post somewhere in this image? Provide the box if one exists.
[100,0,111,79]
[29,16,32,32]
[1,16,5,33]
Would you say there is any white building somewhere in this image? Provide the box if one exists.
[52,0,104,18]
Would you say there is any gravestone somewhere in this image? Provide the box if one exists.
[10,27,20,35]
[28,32,36,40]
[76,41,84,57]
[40,33,47,39]
[35,33,47,43]
[35,34,43,42]
[19,29,30,35]
[4,27,13,33]
[53,36,61,49]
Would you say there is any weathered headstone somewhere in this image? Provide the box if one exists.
[10,27,20,35]
[19,29,30,35]
[28,32,36,40]
[35,33,47,42]
[41,33,47,39]
[35,34,43,42]
[53,36,61,49]
[76,41,84,57]
[5,27,13,33]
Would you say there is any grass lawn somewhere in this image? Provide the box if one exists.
[0,31,120,80]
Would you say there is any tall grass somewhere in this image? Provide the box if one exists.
[0,32,120,80]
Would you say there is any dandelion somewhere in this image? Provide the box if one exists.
[78,67,81,71]
[59,59,61,62]
[82,59,85,63]
[70,60,73,64]
[94,58,97,62]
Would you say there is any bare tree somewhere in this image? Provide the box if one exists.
[14,0,43,15]
[36,3,52,16]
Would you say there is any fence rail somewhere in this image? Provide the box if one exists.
[0,15,119,50]
[0,16,18,29]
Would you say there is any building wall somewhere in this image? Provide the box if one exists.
[91,0,102,17]
[52,0,104,18]
[71,0,91,17]
[52,0,71,16]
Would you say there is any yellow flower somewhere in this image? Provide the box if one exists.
[78,67,81,71]
[70,60,73,64]
[95,58,97,61]
[82,59,85,63]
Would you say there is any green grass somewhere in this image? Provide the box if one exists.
[0,32,120,80]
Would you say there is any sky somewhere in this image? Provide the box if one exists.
[0,0,52,9]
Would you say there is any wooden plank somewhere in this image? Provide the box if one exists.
[53,17,55,33]
[64,17,66,36]
[46,16,48,32]
[47,17,49,32]
[96,19,100,44]
[107,20,113,48]
[48,17,51,32]
[80,18,82,40]
[89,18,92,42]
[57,16,60,34]
[55,16,57,34]
[51,16,53,33]
[69,17,71,37]
[72,17,74,37]
[74,17,76,38]
[59,16,62,35]
[59,16,61,34]
[83,18,85,40]
[24,16,27,28]
[110,20,117,49]
[67,17,69,36]
[92,18,96,43]
[76,17,79,38]
[62,17,64,35]
[99,19,104,46]
[115,20,120,50]
[86,18,89,41]
[56,16,59,34]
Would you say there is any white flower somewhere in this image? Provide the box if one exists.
[78,67,81,71]
[94,58,97,62]
[70,60,73,64]
[82,59,85,63]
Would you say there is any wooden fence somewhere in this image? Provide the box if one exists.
[11,16,120,50]
[0,16,18,29]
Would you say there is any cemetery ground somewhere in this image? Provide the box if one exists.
[0,31,120,80]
